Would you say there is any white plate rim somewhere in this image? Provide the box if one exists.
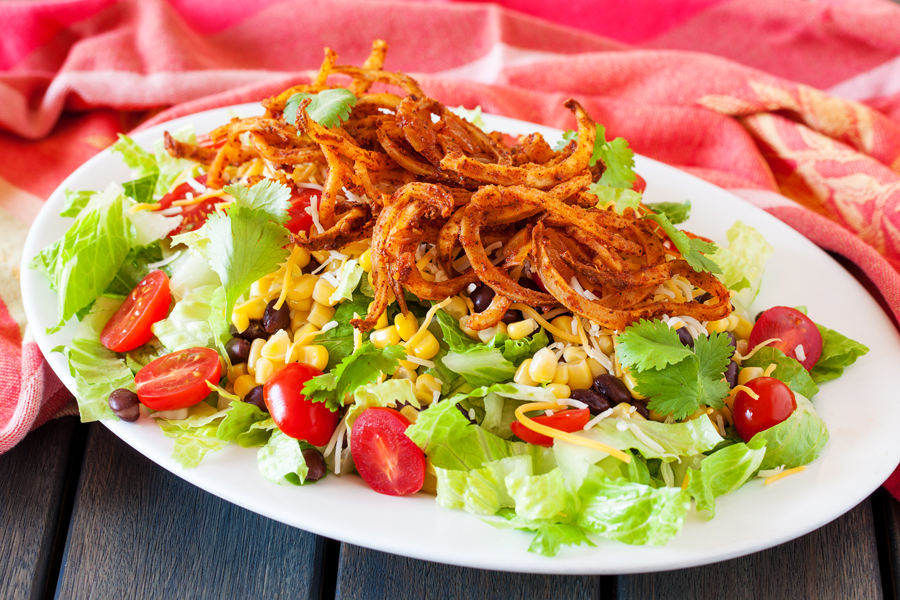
[19,103,900,575]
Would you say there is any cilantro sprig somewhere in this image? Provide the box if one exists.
[302,343,407,411]
[617,320,733,420]
[283,88,358,129]
[643,212,722,275]
[556,124,636,190]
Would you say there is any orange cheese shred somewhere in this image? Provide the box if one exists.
[764,466,806,485]
[514,402,631,463]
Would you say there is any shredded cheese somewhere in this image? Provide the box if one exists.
[732,384,760,400]
[764,466,806,485]
[306,194,325,234]
[403,297,452,349]
[681,471,691,490]
[584,408,613,430]
[514,402,631,463]
[404,355,435,369]
[733,337,782,361]
[172,189,228,207]
[795,344,806,362]
[275,245,302,310]
[510,303,581,343]
[763,363,777,378]
[129,202,163,213]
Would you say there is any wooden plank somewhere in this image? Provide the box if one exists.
[335,544,606,600]
[875,488,900,599]
[0,417,81,600]
[618,498,882,600]
[55,425,327,600]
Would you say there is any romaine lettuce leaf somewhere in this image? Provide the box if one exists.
[346,378,419,429]
[56,338,134,422]
[60,189,95,218]
[686,439,767,517]
[750,394,828,471]
[810,324,869,383]
[329,260,364,305]
[257,429,311,485]
[302,343,407,412]
[156,419,229,469]
[722,221,773,309]
[743,346,819,399]
[151,284,228,352]
[485,511,596,557]
[435,455,532,515]
[216,401,273,448]
[461,382,555,439]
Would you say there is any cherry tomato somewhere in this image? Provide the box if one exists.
[632,173,647,193]
[732,377,797,441]
[158,174,226,236]
[351,407,426,496]
[263,363,338,446]
[135,347,222,411]
[510,408,591,446]
[749,306,823,371]
[531,272,549,293]
[284,188,316,236]
[100,270,171,352]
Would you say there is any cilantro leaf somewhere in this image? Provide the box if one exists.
[302,343,406,411]
[645,200,691,225]
[553,130,579,152]
[223,179,292,223]
[643,212,722,275]
[589,184,642,215]
[205,207,290,322]
[283,88,358,129]
[810,324,869,384]
[616,320,694,371]
[315,294,371,369]
[594,125,636,189]
[637,332,733,420]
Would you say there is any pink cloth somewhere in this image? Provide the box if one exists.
[1,0,899,498]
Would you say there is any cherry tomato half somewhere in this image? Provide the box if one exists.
[100,270,171,353]
[733,377,797,441]
[263,363,338,446]
[632,173,647,194]
[749,306,823,371]
[158,174,226,236]
[510,408,591,447]
[284,188,316,236]
[351,407,426,496]
[135,347,222,411]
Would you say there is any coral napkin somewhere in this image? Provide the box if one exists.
[1,0,899,496]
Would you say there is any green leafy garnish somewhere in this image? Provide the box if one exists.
[257,429,313,485]
[223,179,292,222]
[615,319,694,371]
[315,294,371,369]
[454,105,488,131]
[592,124,636,189]
[742,346,819,399]
[645,200,691,224]
[750,394,828,471]
[686,439,766,518]
[283,88,358,128]
[60,189,95,218]
[810,324,869,383]
[643,212,722,274]
[301,343,406,411]
[590,184,642,215]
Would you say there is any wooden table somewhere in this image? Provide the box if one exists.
[2,417,897,599]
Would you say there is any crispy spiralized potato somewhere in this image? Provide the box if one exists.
[164,39,732,333]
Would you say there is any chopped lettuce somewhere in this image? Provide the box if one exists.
[441,348,517,388]
[463,383,556,439]
[810,324,869,383]
[686,439,766,518]
[155,403,231,469]
[750,394,828,471]
[153,126,199,197]
[454,105,488,131]
[486,511,596,557]
[713,221,773,309]
[257,429,311,485]
[103,245,165,297]
[55,338,134,422]
[60,189,96,218]
[436,455,532,515]
[151,284,228,352]
[329,260,364,305]
[590,185,642,215]
[743,346,819,399]
[216,401,274,448]
[346,378,419,429]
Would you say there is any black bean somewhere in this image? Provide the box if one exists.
[518,277,542,293]
[305,257,321,274]
[571,389,610,415]
[302,448,327,482]
[724,331,736,349]
[724,360,739,389]
[470,284,495,313]
[108,389,140,422]
[676,327,694,348]
[263,298,290,334]
[500,309,523,325]
[631,399,650,419]
[695,292,712,304]
[231,320,269,341]
[244,386,267,411]
[592,374,632,405]
[225,338,251,364]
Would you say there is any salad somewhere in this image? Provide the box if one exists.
[31,41,870,557]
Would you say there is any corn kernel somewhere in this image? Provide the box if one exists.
[586,357,608,378]
[552,363,569,385]
[294,247,311,269]
[247,338,266,375]
[398,359,419,372]
[529,348,558,383]
[733,314,753,340]
[395,313,419,341]
[293,323,320,346]
[368,302,389,329]
[288,296,314,313]
[289,274,319,302]
[227,362,248,384]
[311,250,330,263]
[393,364,418,382]
[294,345,329,370]
[623,371,646,399]
[514,359,537,386]
[547,383,571,399]
[567,360,593,390]
[443,296,468,320]
[359,249,373,273]
[245,299,266,320]
[598,335,614,355]
[507,319,537,341]
[290,310,309,332]
[409,330,440,360]
[458,315,480,340]
[399,405,419,423]
[647,408,667,423]
[735,339,749,362]
[370,326,401,349]
[307,302,335,328]
[705,318,729,334]
[261,330,291,360]
[251,277,272,297]
[611,403,633,419]
[725,314,740,332]
[738,366,765,386]
[231,311,250,333]
[477,322,508,344]
[562,347,587,364]
[312,278,338,306]
[415,374,442,405]
[233,374,257,400]
[550,316,575,343]
[254,357,277,385]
